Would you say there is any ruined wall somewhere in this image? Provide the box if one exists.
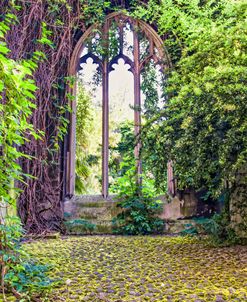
[1,0,139,233]
[63,193,214,234]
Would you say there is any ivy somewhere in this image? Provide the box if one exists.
[0,0,120,233]
[136,0,247,236]
[42,0,247,240]
[0,13,54,300]
[0,0,246,244]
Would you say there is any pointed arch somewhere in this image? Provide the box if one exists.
[66,11,172,197]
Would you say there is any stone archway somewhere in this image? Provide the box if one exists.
[65,11,171,198]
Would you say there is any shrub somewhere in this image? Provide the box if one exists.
[179,201,241,246]
[112,159,164,235]
[0,216,53,300]
[65,219,96,234]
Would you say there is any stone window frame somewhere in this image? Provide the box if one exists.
[66,12,172,198]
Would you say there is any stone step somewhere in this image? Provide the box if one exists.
[65,219,113,235]
[65,217,197,235]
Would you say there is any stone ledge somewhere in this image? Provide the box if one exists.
[63,193,209,234]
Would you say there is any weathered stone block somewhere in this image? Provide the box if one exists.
[64,193,208,235]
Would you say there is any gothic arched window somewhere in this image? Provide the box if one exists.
[67,12,171,198]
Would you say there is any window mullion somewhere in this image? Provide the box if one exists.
[102,22,109,198]
[133,28,142,176]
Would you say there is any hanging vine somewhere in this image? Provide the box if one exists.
[1,0,246,239]
[0,0,144,234]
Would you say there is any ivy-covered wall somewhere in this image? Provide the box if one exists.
[1,0,135,233]
[1,0,246,237]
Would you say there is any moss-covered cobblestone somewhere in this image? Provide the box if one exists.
[25,236,247,301]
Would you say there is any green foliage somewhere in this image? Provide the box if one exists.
[141,61,163,119]
[112,158,164,235]
[75,82,101,194]
[4,260,53,300]
[0,16,41,206]
[179,222,199,237]
[134,0,247,236]
[109,122,135,190]
[111,122,135,158]
[75,83,92,194]
[196,204,240,246]
[180,203,241,246]
[0,217,53,300]
[137,0,247,196]
[0,14,53,300]
[65,219,96,234]
[200,214,239,246]
[76,82,94,146]
[0,217,24,286]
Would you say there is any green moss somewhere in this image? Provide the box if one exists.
[95,224,112,234]
[65,219,96,235]
[15,236,247,302]
[78,201,111,208]
[79,213,97,220]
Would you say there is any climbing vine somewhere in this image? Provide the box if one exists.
[135,0,247,236]
[0,0,130,233]
[1,0,246,239]
[0,12,56,300]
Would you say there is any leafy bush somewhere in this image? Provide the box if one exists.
[112,159,164,235]
[65,219,96,234]
[136,0,247,197]
[179,207,240,246]
[0,216,53,300]
[5,261,53,300]
[198,211,240,246]
[179,222,199,237]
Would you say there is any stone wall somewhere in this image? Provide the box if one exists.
[64,195,120,234]
[63,191,213,234]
